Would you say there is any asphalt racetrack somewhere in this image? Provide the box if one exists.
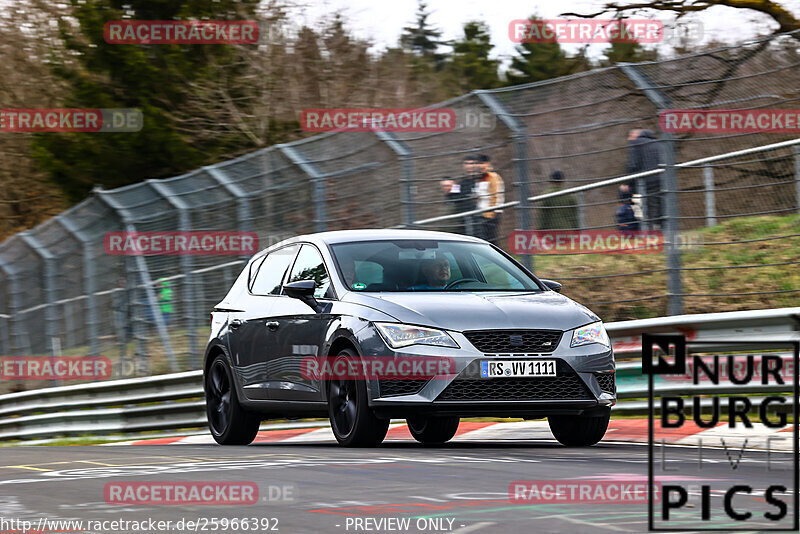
[0,435,795,534]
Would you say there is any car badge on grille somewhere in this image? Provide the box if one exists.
[542,341,552,346]
[509,334,524,346]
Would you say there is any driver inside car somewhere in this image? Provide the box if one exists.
[410,254,451,290]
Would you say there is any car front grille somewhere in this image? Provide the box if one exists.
[437,360,592,401]
[379,379,429,397]
[463,329,563,353]
[437,375,592,401]
[595,372,616,393]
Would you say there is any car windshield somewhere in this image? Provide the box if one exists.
[330,239,542,292]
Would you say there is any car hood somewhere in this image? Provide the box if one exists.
[342,291,599,332]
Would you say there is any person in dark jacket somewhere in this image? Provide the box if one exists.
[615,184,640,232]
[440,154,481,236]
[626,129,662,229]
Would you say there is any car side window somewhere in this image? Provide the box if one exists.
[251,245,300,295]
[286,244,332,299]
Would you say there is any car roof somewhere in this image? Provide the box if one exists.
[270,229,486,248]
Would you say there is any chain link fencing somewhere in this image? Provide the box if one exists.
[1,30,799,388]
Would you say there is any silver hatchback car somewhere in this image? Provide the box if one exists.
[204,229,615,447]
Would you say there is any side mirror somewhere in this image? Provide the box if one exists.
[284,279,320,311]
[540,279,562,293]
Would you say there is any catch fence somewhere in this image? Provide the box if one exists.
[1,30,799,382]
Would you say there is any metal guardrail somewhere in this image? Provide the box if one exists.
[0,371,203,440]
[0,308,798,441]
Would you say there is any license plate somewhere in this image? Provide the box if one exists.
[480,360,556,378]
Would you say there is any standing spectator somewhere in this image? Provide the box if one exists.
[615,184,640,232]
[473,154,505,245]
[440,154,481,235]
[626,129,662,229]
[539,170,578,230]
[157,278,174,326]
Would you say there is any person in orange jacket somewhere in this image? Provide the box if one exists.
[474,154,505,245]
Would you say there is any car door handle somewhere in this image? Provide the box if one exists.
[266,321,279,330]
[229,319,242,329]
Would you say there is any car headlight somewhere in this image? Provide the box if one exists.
[374,323,459,349]
[571,321,610,348]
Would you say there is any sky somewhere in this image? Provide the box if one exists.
[292,0,800,62]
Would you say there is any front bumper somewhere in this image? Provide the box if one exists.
[361,329,616,418]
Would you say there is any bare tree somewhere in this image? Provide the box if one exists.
[0,1,70,240]
[562,0,799,34]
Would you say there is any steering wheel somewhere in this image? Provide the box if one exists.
[445,277,482,289]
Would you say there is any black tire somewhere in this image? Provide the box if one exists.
[407,416,460,445]
[206,354,261,445]
[327,349,390,447]
[548,409,610,447]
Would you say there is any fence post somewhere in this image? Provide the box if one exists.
[475,90,533,270]
[662,146,682,315]
[95,188,178,372]
[57,215,100,357]
[205,165,253,234]
[18,233,59,357]
[0,270,8,356]
[0,258,27,356]
[375,131,415,228]
[794,145,800,215]
[148,180,197,366]
[205,165,256,276]
[620,63,682,315]
[576,191,586,229]
[703,165,717,227]
[279,144,327,232]
[18,233,61,386]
